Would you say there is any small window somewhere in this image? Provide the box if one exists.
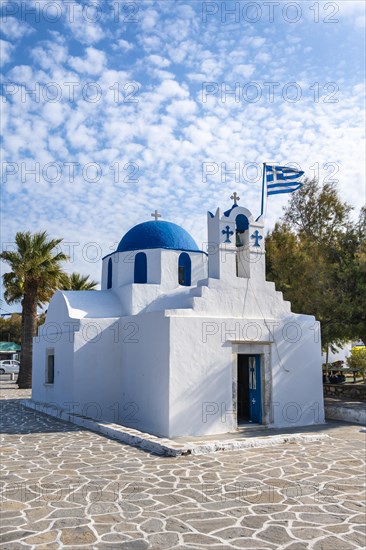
[107,258,113,289]
[134,252,147,283]
[46,351,55,384]
[178,253,191,286]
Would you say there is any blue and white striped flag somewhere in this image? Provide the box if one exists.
[266,165,304,195]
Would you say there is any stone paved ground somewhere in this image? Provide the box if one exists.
[1,380,365,550]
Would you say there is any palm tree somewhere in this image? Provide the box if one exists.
[62,272,98,291]
[0,231,68,388]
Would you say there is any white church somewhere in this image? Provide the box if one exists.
[32,196,325,438]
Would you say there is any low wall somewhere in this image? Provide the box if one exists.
[325,401,366,424]
[323,383,366,402]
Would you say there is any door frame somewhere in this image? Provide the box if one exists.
[232,343,272,428]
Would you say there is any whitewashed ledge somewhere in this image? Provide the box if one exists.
[20,399,329,457]
[324,399,366,425]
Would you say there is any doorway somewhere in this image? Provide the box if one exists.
[237,354,262,424]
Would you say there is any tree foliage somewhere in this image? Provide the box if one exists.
[0,313,45,345]
[0,314,22,345]
[282,179,352,241]
[0,231,69,388]
[62,272,98,291]
[266,179,366,349]
[1,232,101,388]
[347,347,366,383]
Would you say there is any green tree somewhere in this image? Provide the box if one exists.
[62,272,98,291]
[266,179,365,350]
[0,314,22,345]
[324,208,366,345]
[352,207,366,344]
[346,347,366,383]
[282,178,352,241]
[0,231,68,388]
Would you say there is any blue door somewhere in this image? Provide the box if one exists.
[237,355,262,424]
[248,356,262,423]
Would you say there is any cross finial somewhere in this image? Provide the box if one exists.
[151,210,161,221]
[231,192,240,205]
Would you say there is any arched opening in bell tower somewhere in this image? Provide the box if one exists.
[235,214,249,246]
[235,214,249,277]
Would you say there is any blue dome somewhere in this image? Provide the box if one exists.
[117,221,201,253]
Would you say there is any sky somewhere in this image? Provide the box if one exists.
[1,0,365,313]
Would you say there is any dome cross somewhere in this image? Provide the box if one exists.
[151,210,162,221]
[231,192,240,205]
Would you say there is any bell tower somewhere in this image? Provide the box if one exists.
[207,194,265,283]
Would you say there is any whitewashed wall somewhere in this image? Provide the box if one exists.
[270,315,324,428]
[167,313,324,437]
[32,291,172,437]
[168,316,235,437]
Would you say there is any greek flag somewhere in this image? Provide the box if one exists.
[266,165,304,195]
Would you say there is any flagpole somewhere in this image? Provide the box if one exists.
[260,162,266,217]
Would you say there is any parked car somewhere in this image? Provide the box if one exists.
[0,359,20,374]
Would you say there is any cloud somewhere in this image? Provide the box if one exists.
[155,79,189,99]
[42,102,68,127]
[298,0,366,28]
[251,37,266,48]
[147,55,171,68]
[233,64,256,78]
[0,16,34,40]
[113,39,133,52]
[0,39,14,66]
[64,2,104,44]
[68,47,107,75]
[337,0,366,28]
[255,52,271,64]
[166,99,197,118]
[31,41,68,71]
[140,9,160,31]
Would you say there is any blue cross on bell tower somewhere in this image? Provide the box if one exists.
[222,225,234,243]
[251,230,263,247]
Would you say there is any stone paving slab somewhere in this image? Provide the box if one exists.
[20,398,329,457]
[1,380,366,549]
